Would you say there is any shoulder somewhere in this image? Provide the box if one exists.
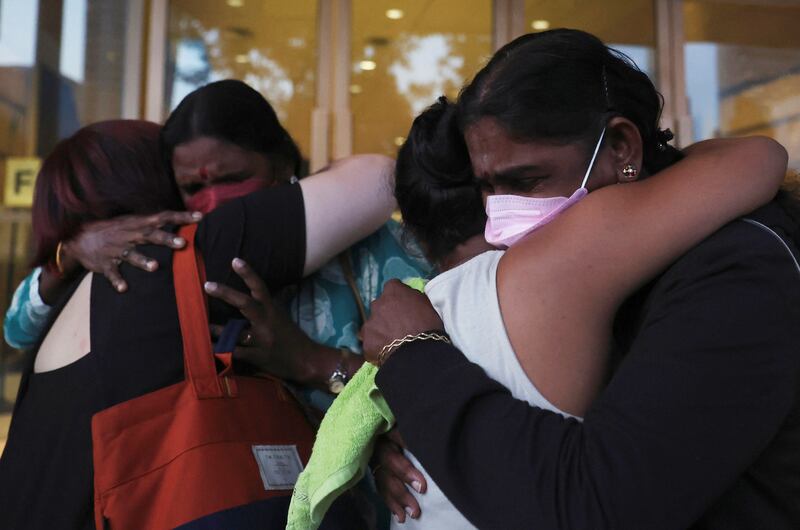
[652,202,800,307]
[670,213,798,280]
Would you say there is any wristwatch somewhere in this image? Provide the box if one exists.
[327,349,351,394]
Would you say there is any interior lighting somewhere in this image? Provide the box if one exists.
[235,54,249,64]
[394,136,406,147]
[531,19,550,30]
[359,60,377,71]
[227,0,244,7]
[349,84,363,94]
[386,9,404,20]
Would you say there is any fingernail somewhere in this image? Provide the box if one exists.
[405,507,416,519]
[232,257,244,269]
[204,281,217,291]
[146,260,157,271]
[411,480,422,493]
[173,237,185,247]
[192,211,203,220]
[116,283,127,293]
[393,514,403,524]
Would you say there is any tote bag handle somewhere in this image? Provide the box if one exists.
[173,224,225,399]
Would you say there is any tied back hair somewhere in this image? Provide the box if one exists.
[458,28,682,175]
[395,97,486,264]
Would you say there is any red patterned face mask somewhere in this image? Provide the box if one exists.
[183,177,270,214]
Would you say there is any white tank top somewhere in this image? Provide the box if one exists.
[393,250,578,530]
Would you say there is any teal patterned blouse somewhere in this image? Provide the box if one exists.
[280,220,432,411]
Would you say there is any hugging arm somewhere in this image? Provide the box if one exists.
[498,136,788,415]
[371,137,796,528]
[3,210,201,348]
[300,154,396,275]
[198,155,395,386]
[377,222,800,529]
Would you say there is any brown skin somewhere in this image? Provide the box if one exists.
[204,261,429,523]
[360,117,644,520]
[361,116,644,363]
[369,233,493,523]
[466,116,642,199]
[362,121,788,520]
[172,136,278,204]
[44,135,279,299]
[39,211,202,302]
[42,136,354,391]
[203,258,365,391]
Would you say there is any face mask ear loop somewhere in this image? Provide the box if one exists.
[580,126,607,189]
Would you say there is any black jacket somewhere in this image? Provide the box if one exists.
[377,201,800,530]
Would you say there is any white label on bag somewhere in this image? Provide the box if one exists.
[252,445,304,490]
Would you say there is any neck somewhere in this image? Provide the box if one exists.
[438,235,495,272]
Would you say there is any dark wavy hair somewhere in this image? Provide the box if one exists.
[31,120,182,269]
[395,97,485,263]
[161,79,302,181]
[458,28,683,175]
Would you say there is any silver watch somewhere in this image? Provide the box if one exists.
[327,349,351,394]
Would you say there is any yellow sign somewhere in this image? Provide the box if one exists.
[4,157,41,207]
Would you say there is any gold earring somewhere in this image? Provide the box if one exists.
[621,164,638,181]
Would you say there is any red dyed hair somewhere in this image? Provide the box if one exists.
[32,120,183,269]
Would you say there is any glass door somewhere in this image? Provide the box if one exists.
[165,0,319,164]
[350,0,494,155]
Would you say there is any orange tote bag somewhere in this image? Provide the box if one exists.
[91,224,315,530]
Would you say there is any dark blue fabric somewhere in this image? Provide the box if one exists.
[214,318,249,354]
[174,493,368,530]
[174,497,291,529]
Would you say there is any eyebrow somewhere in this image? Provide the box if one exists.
[484,164,547,182]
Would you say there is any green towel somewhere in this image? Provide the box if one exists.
[286,276,427,530]
[286,363,395,530]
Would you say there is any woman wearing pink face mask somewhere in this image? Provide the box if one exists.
[362,29,800,530]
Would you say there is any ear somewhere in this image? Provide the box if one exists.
[606,116,644,183]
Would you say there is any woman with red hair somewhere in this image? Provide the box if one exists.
[0,119,395,529]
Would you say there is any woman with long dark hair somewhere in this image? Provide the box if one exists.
[363,29,799,529]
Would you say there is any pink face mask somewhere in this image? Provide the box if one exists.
[184,177,271,214]
[484,127,606,249]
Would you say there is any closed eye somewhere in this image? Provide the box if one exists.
[506,175,550,192]
[476,178,494,193]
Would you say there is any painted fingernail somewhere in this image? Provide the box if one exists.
[232,257,244,269]
[192,211,203,220]
[173,237,185,247]
[411,480,422,493]
[204,281,217,291]
[405,507,416,519]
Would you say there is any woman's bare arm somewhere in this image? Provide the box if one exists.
[301,154,396,275]
[499,136,787,415]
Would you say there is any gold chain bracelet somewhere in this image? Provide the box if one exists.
[377,331,451,365]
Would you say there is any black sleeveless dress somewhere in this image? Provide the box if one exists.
[0,185,306,529]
